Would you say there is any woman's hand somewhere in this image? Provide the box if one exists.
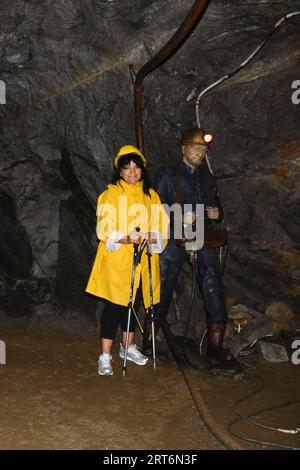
[147,232,157,244]
[116,231,142,244]
[129,230,142,244]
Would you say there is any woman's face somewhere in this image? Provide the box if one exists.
[120,160,142,185]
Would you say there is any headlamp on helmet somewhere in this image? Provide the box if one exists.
[181,128,214,146]
[203,133,213,144]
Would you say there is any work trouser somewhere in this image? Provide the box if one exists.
[157,240,228,326]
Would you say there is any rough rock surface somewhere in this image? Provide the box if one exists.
[0,0,299,324]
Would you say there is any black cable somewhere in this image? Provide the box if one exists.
[163,321,244,450]
[196,11,300,128]
[182,253,206,370]
[228,374,300,449]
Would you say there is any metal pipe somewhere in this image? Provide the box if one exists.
[134,0,210,153]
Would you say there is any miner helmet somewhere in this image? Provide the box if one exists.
[181,128,213,146]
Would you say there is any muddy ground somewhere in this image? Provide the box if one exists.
[0,315,299,451]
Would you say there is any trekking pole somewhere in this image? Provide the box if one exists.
[129,236,147,338]
[123,235,140,377]
[146,241,157,371]
[132,305,144,334]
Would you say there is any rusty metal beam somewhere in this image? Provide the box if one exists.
[134,0,210,153]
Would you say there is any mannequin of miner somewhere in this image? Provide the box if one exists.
[143,128,235,368]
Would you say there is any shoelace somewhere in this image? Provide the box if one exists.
[121,344,144,357]
[99,354,112,366]
[128,344,142,356]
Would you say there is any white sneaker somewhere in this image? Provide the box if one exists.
[119,343,148,366]
[98,352,113,375]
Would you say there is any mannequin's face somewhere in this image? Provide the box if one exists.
[182,143,207,167]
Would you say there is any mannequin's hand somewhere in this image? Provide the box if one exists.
[206,207,219,220]
[183,211,196,225]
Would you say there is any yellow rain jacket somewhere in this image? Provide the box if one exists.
[86,179,169,308]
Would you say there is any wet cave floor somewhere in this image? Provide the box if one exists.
[0,316,299,451]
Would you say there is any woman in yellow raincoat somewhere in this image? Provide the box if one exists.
[86,145,168,376]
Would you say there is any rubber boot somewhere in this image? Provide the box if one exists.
[206,322,237,369]
[142,318,160,357]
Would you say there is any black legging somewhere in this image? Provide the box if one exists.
[101,287,142,341]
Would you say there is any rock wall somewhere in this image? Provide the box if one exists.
[0,0,299,320]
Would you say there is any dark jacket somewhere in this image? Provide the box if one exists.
[153,160,223,238]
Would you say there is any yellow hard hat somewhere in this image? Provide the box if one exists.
[114,145,146,168]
